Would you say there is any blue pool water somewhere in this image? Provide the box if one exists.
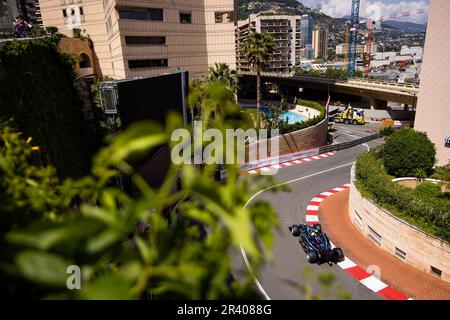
[279,111,305,124]
[242,105,305,124]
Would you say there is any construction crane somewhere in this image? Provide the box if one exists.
[346,0,361,79]
[343,21,350,72]
[364,18,373,76]
[357,8,427,77]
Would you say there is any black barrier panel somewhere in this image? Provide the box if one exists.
[116,72,189,128]
[101,72,189,193]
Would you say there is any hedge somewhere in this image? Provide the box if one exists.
[355,151,450,242]
[0,37,98,178]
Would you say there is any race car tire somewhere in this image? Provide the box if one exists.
[333,248,345,262]
[314,224,322,233]
[291,225,300,237]
[352,120,357,125]
[307,251,318,264]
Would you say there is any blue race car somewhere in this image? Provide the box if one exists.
[288,223,345,265]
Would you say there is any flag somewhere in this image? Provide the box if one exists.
[325,95,331,118]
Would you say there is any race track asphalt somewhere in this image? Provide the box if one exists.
[233,124,384,300]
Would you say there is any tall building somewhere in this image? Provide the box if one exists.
[38,0,236,79]
[336,43,377,56]
[236,13,301,73]
[414,0,450,166]
[300,14,313,60]
[22,0,43,26]
[312,26,328,60]
[0,0,19,33]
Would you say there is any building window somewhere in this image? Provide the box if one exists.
[118,8,163,21]
[128,59,168,69]
[62,9,67,17]
[79,7,84,15]
[125,36,166,45]
[215,11,232,23]
[180,11,191,24]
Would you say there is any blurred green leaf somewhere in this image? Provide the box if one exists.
[15,250,72,287]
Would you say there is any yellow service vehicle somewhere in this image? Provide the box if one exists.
[333,105,365,125]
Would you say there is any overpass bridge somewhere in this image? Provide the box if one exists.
[238,71,419,108]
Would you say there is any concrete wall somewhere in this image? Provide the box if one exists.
[414,0,450,166]
[349,165,450,282]
[246,118,328,159]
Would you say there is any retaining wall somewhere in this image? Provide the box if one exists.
[348,165,450,282]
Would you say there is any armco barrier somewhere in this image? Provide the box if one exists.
[217,133,381,180]
[318,133,381,154]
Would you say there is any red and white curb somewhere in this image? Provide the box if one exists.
[242,151,337,175]
[306,183,411,301]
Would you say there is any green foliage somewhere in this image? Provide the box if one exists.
[279,99,325,134]
[379,126,396,137]
[30,27,47,37]
[355,151,450,241]
[240,33,274,73]
[206,63,238,93]
[415,182,442,199]
[45,26,59,35]
[432,162,450,183]
[72,28,82,38]
[0,37,98,178]
[382,129,436,177]
[259,99,325,135]
[260,105,287,137]
[414,168,427,182]
[285,266,351,300]
[0,82,281,299]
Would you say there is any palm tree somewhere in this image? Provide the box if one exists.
[207,63,238,93]
[241,32,274,128]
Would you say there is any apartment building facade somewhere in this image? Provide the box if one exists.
[38,0,236,80]
[300,14,313,60]
[312,26,328,60]
[414,0,450,166]
[236,13,301,73]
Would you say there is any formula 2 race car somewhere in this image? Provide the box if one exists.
[288,223,345,265]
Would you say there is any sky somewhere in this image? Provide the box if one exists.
[300,0,429,24]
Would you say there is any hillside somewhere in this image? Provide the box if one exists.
[238,0,345,32]
[381,20,426,32]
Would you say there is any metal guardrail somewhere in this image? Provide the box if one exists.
[217,133,381,181]
[238,71,420,90]
[319,133,381,154]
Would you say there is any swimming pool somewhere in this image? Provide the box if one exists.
[242,105,305,124]
[279,111,305,124]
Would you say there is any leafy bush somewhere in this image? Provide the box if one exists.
[382,129,436,177]
[0,37,98,178]
[432,162,450,183]
[415,182,443,199]
[379,126,396,137]
[45,26,59,34]
[355,152,450,241]
[0,110,280,299]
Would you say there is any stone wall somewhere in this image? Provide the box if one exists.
[57,37,96,80]
[349,165,450,282]
[246,118,328,159]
